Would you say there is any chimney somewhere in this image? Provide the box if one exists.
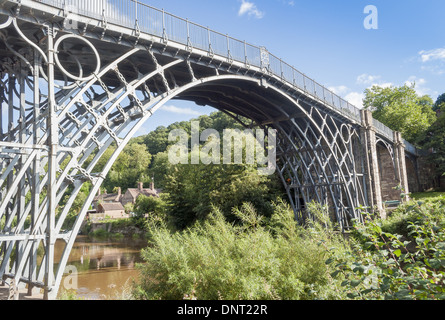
[97,188,101,196]
[117,187,121,196]
[151,177,155,191]
[138,182,143,191]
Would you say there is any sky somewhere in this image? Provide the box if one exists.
[110,1,445,135]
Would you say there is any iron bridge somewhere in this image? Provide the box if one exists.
[0,0,414,299]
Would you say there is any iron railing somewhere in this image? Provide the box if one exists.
[30,0,399,142]
[404,140,418,156]
[373,118,394,141]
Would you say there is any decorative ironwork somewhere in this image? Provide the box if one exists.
[0,0,415,300]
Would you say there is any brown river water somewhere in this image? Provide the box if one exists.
[55,235,148,300]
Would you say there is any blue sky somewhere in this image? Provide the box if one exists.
[133,0,445,136]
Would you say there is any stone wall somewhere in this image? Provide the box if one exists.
[405,155,443,193]
[376,144,401,201]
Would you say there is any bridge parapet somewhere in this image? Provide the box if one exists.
[373,118,394,142]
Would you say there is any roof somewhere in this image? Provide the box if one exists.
[126,188,161,199]
[94,193,122,203]
[99,202,125,211]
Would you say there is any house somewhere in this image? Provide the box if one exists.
[91,187,124,220]
[89,182,160,220]
[93,187,122,208]
[96,202,128,219]
[121,182,161,206]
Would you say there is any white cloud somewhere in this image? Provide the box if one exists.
[345,92,365,109]
[419,48,445,63]
[404,76,436,97]
[418,48,445,75]
[238,0,264,19]
[356,74,394,89]
[328,85,349,95]
[327,85,365,109]
[328,74,393,109]
[279,0,295,6]
[161,105,203,116]
[356,73,381,85]
[421,65,445,75]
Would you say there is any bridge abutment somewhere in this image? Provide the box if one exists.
[361,110,386,219]
[360,110,411,219]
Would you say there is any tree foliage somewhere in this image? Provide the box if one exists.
[163,147,284,230]
[133,194,445,300]
[363,84,436,143]
[434,93,445,111]
[102,143,152,191]
[134,194,167,220]
[418,101,445,176]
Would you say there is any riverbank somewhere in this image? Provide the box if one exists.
[82,217,149,241]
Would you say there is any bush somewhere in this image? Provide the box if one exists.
[381,200,445,240]
[134,194,167,220]
[133,197,445,300]
[88,228,109,239]
[133,200,348,300]
[326,203,445,300]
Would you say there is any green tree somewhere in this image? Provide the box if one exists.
[143,126,170,155]
[133,201,348,300]
[105,143,152,191]
[418,103,445,176]
[363,84,436,143]
[148,151,172,190]
[134,194,167,220]
[434,93,445,111]
[163,149,284,230]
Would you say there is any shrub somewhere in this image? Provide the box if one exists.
[326,204,445,300]
[133,200,348,300]
[133,197,445,300]
[89,228,109,239]
[381,200,445,240]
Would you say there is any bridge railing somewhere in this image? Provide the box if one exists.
[373,118,394,141]
[33,0,394,133]
[404,140,418,156]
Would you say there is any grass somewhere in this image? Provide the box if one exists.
[411,191,445,202]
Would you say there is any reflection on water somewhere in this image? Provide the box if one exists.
[57,236,147,300]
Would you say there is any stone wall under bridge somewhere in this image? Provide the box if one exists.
[405,153,444,194]
[361,110,442,219]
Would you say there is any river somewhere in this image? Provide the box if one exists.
[56,235,148,300]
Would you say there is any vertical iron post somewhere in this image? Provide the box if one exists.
[44,25,58,300]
